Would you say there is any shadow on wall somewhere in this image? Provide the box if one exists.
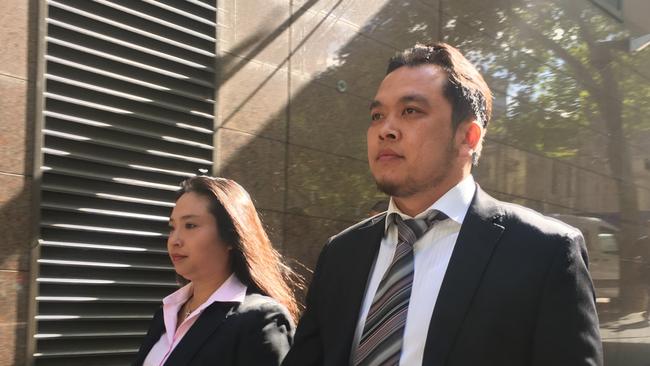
[0,184,33,366]
[215,0,442,272]
[214,4,650,363]
[0,1,41,365]
[215,0,649,307]
[12,0,649,363]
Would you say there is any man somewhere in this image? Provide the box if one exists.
[282,43,602,366]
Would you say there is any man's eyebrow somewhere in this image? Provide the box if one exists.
[369,95,431,110]
[399,94,430,107]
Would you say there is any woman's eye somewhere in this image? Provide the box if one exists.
[185,223,197,229]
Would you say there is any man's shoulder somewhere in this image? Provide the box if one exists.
[331,212,386,241]
[489,195,582,239]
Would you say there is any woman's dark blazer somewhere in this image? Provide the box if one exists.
[133,293,294,366]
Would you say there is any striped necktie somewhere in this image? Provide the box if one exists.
[353,210,447,366]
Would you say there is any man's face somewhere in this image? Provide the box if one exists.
[367,64,460,198]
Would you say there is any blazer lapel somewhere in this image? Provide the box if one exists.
[332,214,386,364]
[133,307,165,366]
[163,301,235,366]
[422,186,505,366]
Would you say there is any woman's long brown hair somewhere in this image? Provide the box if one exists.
[175,176,304,322]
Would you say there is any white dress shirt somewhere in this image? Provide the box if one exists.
[351,175,476,366]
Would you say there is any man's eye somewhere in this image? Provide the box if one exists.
[404,107,418,114]
[371,112,382,121]
[185,223,197,229]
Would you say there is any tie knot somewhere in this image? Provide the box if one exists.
[392,210,447,246]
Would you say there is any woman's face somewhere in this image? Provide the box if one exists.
[167,192,232,283]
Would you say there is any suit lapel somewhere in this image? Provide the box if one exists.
[422,186,505,366]
[163,301,235,366]
[333,215,386,364]
[134,307,165,365]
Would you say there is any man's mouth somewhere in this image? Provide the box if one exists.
[377,148,403,161]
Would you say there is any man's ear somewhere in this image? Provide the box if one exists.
[456,119,483,158]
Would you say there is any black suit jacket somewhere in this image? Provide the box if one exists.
[133,293,293,366]
[283,186,603,366]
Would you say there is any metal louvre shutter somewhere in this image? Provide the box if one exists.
[35,1,216,365]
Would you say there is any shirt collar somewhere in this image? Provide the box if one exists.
[163,273,248,310]
[384,174,476,232]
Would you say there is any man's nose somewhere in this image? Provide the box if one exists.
[379,115,400,140]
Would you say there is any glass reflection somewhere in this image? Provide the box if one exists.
[440,0,650,363]
[217,0,649,364]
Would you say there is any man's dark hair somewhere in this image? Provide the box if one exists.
[387,42,493,131]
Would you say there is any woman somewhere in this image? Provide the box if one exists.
[133,176,303,366]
